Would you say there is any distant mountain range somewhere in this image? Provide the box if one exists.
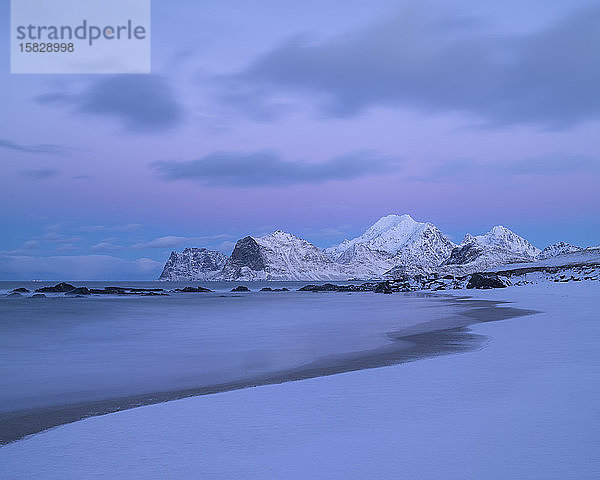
[158,214,589,281]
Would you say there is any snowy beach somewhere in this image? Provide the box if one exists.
[1,281,598,479]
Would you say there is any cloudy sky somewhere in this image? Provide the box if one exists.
[1,0,599,279]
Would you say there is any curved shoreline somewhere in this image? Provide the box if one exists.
[0,296,538,446]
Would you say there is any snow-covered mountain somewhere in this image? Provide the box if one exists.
[325,214,455,269]
[218,230,350,281]
[159,248,227,281]
[464,226,540,258]
[442,226,540,274]
[538,241,583,260]
[334,243,397,279]
[157,215,590,282]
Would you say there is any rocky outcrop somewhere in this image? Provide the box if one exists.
[159,248,227,281]
[65,287,91,295]
[218,231,349,281]
[442,226,540,274]
[538,242,582,259]
[175,286,212,293]
[220,237,266,280]
[466,273,508,289]
[36,282,76,293]
[374,281,393,294]
[231,285,250,292]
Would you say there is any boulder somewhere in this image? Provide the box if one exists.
[299,283,339,292]
[177,286,212,293]
[231,285,250,292]
[374,282,393,294]
[466,273,508,289]
[90,287,130,294]
[65,287,91,295]
[36,282,76,293]
[298,283,364,292]
[30,293,46,298]
[129,288,165,292]
[12,287,30,293]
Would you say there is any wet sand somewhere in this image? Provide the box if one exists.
[0,296,538,445]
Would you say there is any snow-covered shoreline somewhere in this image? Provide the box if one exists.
[1,282,598,479]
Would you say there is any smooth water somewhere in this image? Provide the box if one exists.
[0,281,468,414]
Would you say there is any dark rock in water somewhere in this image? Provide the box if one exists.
[299,283,337,292]
[7,292,22,297]
[36,282,76,293]
[129,288,164,292]
[231,285,250,292]
[90,288,124,294]
[30,293,46,298]
[299,283,365,292]
[66,287,91,295]
[12,287,30,293]
[276,287,289,292]
[467,273,508,289]
[260,287,273,292]
[177,286,212,293]
[89,287,132,294]
[374,282,393,294]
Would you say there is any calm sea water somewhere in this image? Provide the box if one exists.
[0,281,468,414]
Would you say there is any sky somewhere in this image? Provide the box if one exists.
[1,0,599,280]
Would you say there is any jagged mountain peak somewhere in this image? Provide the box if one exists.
[461,233,476,244]
[539,241,582,259]
[325,214,455,269]
[490,225,510,234]
[219,230,349,281]
[267,229,287,236]
[487,225,529,243]
[254,230,315,249]
[465,225,540,258]
[327,214,432,256]
[181,247,207,253]
[258,229,300,240]
[366,213,416,231]
[159,247,227,281]
[157,215,577,281]
[443,224,541,273]
[359,214,419,242]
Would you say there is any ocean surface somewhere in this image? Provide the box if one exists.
[0,280,475,415]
